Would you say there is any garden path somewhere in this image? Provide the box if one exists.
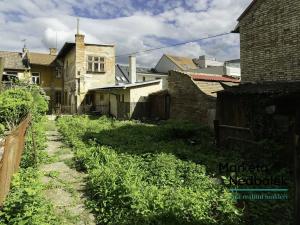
[40,119,95,225]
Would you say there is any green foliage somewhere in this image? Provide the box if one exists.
[0,88,33,130]
[0,85,58,224]
[21,118,49,168]
[57,116,242,225]
[0,168,60,225]
[0,85,48,132]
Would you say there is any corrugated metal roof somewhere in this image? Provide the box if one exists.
[89,79,161,91]
[191,74,240,83]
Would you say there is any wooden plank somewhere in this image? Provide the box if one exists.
[219,124,251,131]
[295,134,300,225]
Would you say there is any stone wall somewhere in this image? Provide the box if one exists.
[168,71,216,126]
[239,0,300,82]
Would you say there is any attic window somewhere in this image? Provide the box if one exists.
[87,56,105,73]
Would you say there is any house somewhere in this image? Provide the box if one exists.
[155,54,199,73]
[155,54,241,78]
[168,70,239,127]
[216,0,300,153]
[89,56,163,119]
[55,33,116,114]
[28,49,63,113]
[233,0,299,82]
[0,50,30,83]
[116,64,168,89]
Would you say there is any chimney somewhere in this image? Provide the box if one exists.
[49,48,57,55]
[129,55,136,83]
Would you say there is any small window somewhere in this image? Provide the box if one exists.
[32,72,40,84]
[87,56,105,73]
[85,94,93,105]
[143,76,146,82]
[55,68,61,78]
[6,71,18,75]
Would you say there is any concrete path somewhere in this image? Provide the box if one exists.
[40,120,95,225]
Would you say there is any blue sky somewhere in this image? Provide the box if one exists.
[0,0,251,66]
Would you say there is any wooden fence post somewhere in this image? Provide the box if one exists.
[295,134,300,225]
[214,120,220,147]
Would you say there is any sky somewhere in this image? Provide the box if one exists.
[0,0,252,67]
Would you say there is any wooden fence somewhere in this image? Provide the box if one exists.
[214,120,257,149]
[0,116,30,205]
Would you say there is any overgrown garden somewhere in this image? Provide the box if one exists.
[57,116,242,225]
[0,86,60,225]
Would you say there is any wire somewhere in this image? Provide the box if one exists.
[115,32,232,58]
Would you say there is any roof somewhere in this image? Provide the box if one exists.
[191,74,240,83]
[165,54,198,71]
[193,80,236,97]
[28,52,56,66]
[0,51,28,70]
[232,0,257,33]
[89,80,161,91]
[115,64,130,84]
[57,42,115,59]
[237,0,257,21]
[219,81,300,95]
[115,64,167,85]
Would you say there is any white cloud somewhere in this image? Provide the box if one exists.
[0,0,252,66]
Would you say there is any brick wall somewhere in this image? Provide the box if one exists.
[239,0,300,82]
[168,71,216,126]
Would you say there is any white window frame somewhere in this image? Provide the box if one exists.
[32,72,40,84]
[87,56,105,73]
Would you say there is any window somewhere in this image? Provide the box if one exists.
[32,72,40,84]
[55,67,62,78]
[143,76,146,82]
[85,94,93,105]
[5,71,18,75]
[87,56,105,73]
[55,91,62,105]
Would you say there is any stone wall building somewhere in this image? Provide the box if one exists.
[234,0,300,82]
[168,71,239,127]
[56,34,115,113]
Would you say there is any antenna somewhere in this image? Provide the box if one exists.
[21,39,27,48]
[56,32,58,49]
[77,18,80,34]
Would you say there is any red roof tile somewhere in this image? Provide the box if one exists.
[191,74,240,83]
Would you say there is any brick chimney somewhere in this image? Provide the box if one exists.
[75,34,85,78]
[49,48,57,55]
[129,55,136,83]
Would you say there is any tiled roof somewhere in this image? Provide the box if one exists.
[193,80,234,97]
[191,74,240,83]
[165,54,198,71]
[28,52,56,66]
[0,51,28,70]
